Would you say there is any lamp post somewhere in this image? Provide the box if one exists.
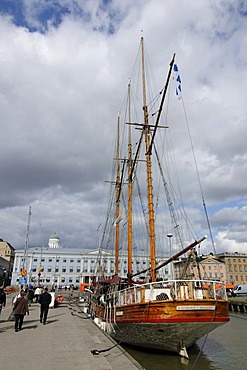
[167,233,173,280]
[38,244,44,286]
[53,256,60,288]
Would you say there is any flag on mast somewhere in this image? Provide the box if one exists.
[173,64,182,99]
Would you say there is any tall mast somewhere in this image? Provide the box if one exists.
[141,37,156,281]
[127,82,133,285]
[114,114,121,275]
[23,206,32,270]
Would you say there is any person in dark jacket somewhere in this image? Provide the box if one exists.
[13,290,29,332]
[0,286,6,315]
[27,287,34,306]
[39,287,51,325]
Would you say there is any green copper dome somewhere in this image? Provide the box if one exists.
[50,232,59,240]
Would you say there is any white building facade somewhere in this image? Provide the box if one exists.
[11,234,172,287]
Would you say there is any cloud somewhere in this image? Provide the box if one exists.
[0,0,246,256]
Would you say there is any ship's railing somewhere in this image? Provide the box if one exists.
[111,280,228,306]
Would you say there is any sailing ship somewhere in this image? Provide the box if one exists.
[87,37,229,358]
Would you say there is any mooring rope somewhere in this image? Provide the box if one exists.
[90,301,151,355]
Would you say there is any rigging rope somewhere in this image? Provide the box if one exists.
[181,97,216,255]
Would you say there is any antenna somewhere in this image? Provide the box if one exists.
[23,206,32,270]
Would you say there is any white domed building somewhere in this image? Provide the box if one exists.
[11,234,166,288]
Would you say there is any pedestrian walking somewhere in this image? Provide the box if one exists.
[34,286,42,302]
[39,287,51,325]
[0,286,6,315]
[27,287,34,306]
[13,290,29,332]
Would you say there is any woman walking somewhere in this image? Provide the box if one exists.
[13,290,29,332]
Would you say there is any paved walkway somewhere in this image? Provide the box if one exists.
[0,295,141,370]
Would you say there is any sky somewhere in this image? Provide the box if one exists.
[0,0,247,254]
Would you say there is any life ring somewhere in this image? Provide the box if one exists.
[55,294,64,303]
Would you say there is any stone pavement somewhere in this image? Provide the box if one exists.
[0,295,142,370]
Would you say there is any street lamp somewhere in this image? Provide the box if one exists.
[53,256,60,287]
[167,233,174,280]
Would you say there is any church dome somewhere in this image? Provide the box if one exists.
[50,232,60,240]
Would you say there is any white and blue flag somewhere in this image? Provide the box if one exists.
[173,64,182,99]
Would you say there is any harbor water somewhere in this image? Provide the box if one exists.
[122,312,247,370]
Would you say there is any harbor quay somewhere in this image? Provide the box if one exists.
[0,294,141,370]
[228,297,247,313]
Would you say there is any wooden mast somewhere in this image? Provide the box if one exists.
[127,82,133,285]
[141,37,156,282]
[115,114,121,275]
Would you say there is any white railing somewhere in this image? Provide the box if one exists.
[108,280,227,306]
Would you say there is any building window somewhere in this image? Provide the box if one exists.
[41,258,45,262]
[77,259,80,263]
[34,258,37,262]
[61,278,65,283]
[70,259,74,263]
[49,258,52,262]
[63,259,67,263]
[69,267,73,273]
[56,259,60,263]
[62,267,66,273]
[55,268,59,273]
[77,267,80,273]
[47,266,52,272]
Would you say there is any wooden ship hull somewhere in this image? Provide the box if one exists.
[88,280,230,356]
